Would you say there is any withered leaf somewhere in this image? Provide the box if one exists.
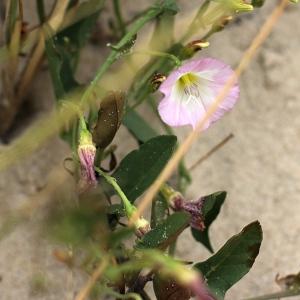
[92,91,126,148]
[153,273,191,300]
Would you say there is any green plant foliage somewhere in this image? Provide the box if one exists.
[5,0,19,42]
[45,32,79,99]
[108,227,135,249]
[45,5,101,99]
[251,0,265,7]
[191,191,226,253]
[194,221,263,299]
[48,206,108,246]
[153,0,179,16]
[136,212,190,250]
[123,109,157,143]
[113,135,177,202]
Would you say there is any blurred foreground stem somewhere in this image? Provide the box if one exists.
[79,1,172,108]
[113,0,127,36]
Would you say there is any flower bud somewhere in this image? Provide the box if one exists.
[160,184,205,231]
[212,15,233,33]
[78,120,97,188]
[135,216,151,238]
[183,40,210,58]
[151,73,167,91]
[212,0,253,12]
[178,198,205,231]
[160,184,184,209]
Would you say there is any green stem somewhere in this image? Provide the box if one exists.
[79,115,87,130]
[168,239,177,256]
[113,0,126,36]
[79,2,168,108]
[71,118,78,154]
[129,49,181,67]
[36,0,46,24]
[180,0,211,42]
[95,167,135,218]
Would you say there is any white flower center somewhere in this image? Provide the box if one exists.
[176,72,202,105]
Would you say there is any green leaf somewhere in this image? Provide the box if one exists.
[251,0,265,7]
[153,0,179,15]
[56,9,99,60]
[45,29,79,99]
[92,92,126,149]
[211,0,253,12]
[48,207,106,246]
[123,109,157,143]
[45,3,101,99]
[5,0,19,42]
[108,227,135,248]
[191,191,226,253]
[113,135,177,202]
[194,221,263,299]
[136,212,190,250]
[106,204,125,217]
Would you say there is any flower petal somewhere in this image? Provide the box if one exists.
[158,58,239,130]
[158,87,210,129]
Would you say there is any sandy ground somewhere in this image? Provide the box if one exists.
[0,1,300,299]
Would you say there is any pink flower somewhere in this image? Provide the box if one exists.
[77,122,97,189]
[172,196,205,231]
[189,274,216,300]
[78,143,97,186]
[158,58,239,130]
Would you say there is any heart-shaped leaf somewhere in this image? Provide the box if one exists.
[194,221,263,299]
[191,191,226,253]
[136,212,190,250]
[113,135,177,202]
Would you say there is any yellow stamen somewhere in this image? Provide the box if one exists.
[177,73,199,89]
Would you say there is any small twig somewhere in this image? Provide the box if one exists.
[189,133,234,171]
[74,258,108,300]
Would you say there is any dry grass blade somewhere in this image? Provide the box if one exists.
[129,0,290,225]
[189,133,234,171]
[74,258,108,300]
